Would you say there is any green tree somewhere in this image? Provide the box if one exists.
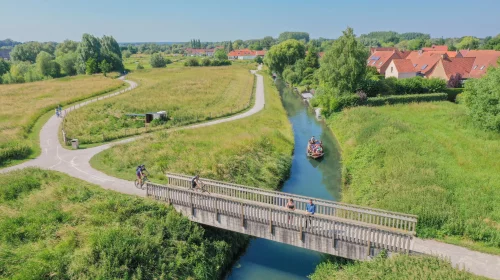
[482,34,500,50]
[407,38,425,50]
[56,52,77,75]
[150,53,167,68]
[10,42,43,63]
[305,45,320,69]
[122,50,132,58]
[264,39,306,75]
[457,36,480,50]
[214,49,228,60]
[76,34,102,74]
[278,32,310,42]
[463,65,500,132]
[99,60,112,76]
[316,27,368,94]
[36,51,59,77]
[86,58,98,74]
[254,56,263,64]
[0,58,10,76]
[261,36,275,49]
[55,40,78,57]
[100,35,123,71]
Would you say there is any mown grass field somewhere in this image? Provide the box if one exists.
[63,65,255,145]
[91,74,293,189]
[0,168,247,279]
[310,254,485,280]
[0,75,124,167]
[328,102,500,254]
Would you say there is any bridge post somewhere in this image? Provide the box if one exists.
[190,193,194,216]
[269,209,273,234]
[332,221,336,249]
[215,198,219,222]
[240,203,245,228]
[366,229,372,257]
[299,216,303,242]
[166,188,171,205]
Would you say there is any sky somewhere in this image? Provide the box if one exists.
[1,0,499,43]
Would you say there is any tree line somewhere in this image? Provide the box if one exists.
[0,34,123,84]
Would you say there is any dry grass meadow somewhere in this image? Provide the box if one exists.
[63,65,255,144]
[0,75,124,166]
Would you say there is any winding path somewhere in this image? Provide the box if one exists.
[1,66,499,279]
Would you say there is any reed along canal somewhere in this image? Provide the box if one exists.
[227,80,343,279]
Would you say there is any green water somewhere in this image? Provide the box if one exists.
[227,81,342,279]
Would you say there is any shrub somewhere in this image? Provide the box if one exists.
[150,53,167,68]
[366,93,447,106]
[136,63,144,70]
[444,88,463,101]
[455,93,464,104]
[463,66,500,132]
[184,57,200,67]
[202,58,211,66]
[422,78,447,93]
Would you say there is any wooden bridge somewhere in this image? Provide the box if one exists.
[145,173,418,261]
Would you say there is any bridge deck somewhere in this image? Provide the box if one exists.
[165,173,418,234]
[146,181,415,259]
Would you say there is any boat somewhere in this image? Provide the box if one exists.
[307,141,324,159]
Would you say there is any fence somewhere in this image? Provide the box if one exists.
[165,173,418,234]
[146,182,414,253]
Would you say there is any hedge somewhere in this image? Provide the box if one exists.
[366,93,448,106]
[444,88,463,102]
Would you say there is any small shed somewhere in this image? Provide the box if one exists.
[126,111,167,124]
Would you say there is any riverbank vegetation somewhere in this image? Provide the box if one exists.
[91,74,293,189]
[0,75,124,167]
[63,65,255,145]
[0,168,246,279]
[310,254,485,280]
[328,101,500,254]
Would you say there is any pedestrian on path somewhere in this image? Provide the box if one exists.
[55,108,60,118]
[286,198,295,223]
[306,199,316,228]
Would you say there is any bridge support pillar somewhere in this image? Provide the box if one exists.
[190,193,194,216]
[366,229,372,257]
[240,203,245,228]
[215,199,219,223]
[299,216,303,243]
[269,210,273,235]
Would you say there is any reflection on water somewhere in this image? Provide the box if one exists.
[227,80,342,279]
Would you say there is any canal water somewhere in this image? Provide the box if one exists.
[227,80,343,279]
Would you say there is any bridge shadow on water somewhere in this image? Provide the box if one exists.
[227,80,342,280]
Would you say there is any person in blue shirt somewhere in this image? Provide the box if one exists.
[306,199,316,228]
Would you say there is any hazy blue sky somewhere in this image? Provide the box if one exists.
[1,0,499,42]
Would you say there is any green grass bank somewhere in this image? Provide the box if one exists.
[327,101,500,254]
[0,168,247,279]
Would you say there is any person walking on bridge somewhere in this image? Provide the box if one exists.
[286,198,295,223]
[306,199,316,228]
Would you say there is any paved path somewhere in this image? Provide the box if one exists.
[1,66,499,279]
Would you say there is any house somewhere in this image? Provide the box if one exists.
[385,59,417,79]
[422,45,448,52]
[460,50,500,78]
[185,48,219,57]
[367,50,403,75]
[228,49,258,60]
[0,49,11,60]
[427,57,475,81]
[404,51,444,76]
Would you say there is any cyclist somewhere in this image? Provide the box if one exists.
[191,174,203,191]
[136,164,146,186]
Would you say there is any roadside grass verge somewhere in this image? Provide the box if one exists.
[328,102,500,254]
[91,74,294,189]
[64,65,255,145]
[310,254,485,280]
[123,53,187,71]
[0,75,124,167]
[0,168,246,279]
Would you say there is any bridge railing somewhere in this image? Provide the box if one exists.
[146,182,413,253]
[165,173,418,234]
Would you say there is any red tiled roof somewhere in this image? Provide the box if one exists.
[422,45,448,51]
[425,50,460,58]
[440,57,475,79]
[405,51,443,75]
[392,59,416,73]
[228,48,256,57]
[255,50,266,56]
[461,50,500,78]
[367,51,401,70]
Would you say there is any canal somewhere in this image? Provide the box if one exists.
[227,80,343,279]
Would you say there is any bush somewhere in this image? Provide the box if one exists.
[361,77,447,96]
[444,88,463,102]
[184,57,200,67]
[463,66,500,132]
[455,93,464,104]
[136,63,144,70]
[150,53,167,68]
[366,93,448,106]
[202,58,211,66]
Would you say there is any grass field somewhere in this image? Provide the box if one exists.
[123,53,186,70]
[310,254,485,280]
[0,168,246,279]
[0,75,124,167]
[328,102,500,254]
[91,73,293,189]
[63,65,255,145]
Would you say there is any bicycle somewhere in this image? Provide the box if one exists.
[135,170,149,189]
[192,181,210,195]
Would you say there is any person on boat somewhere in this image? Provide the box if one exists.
[309,136,316,144]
